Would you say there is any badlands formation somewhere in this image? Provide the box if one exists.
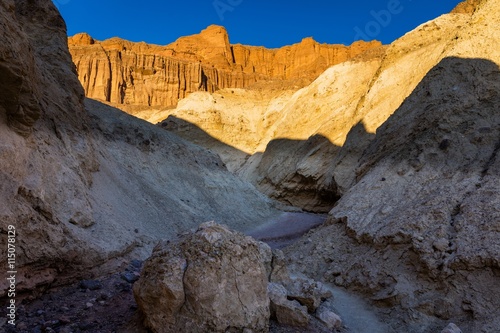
[68,26,381,108]
[0,0,498,332]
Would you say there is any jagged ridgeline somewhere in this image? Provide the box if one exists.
[68,25,381,107]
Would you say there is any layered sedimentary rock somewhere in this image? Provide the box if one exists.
[68,25,381,107]
[0,0,280,296]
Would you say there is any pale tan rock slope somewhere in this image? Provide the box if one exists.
[149,0,497,216]
[0,0,281,295]
[68,26,381,108]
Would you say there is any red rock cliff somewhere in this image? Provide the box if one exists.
[68,25,382,107]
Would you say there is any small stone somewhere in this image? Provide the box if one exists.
[433,238,449,252]
[268,283,310,327]
[59,316,71,325]
[129,259,143,270]
[121,271,140,283]
[316,305,342,330]
[17,322,28,330]
[85,302,93,309]
[37,310,45,316]
[441,323,462,333]
[79,279,102,291]
[116,281,131,291]
[97,293,109,301]
[334,276,344,286]
[285,277,332,313]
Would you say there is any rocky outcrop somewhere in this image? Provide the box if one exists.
[284,0,500,332]
[68,25,382,107]
[0,7,41,137]
[451,0,483,13]
[243,136,341,212]
[148,0,500,330]
[134,222,339,332]
[268,283,309,327]
[0,0,282,296]
[133,222,271,333]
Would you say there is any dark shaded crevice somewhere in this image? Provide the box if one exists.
[102,47,112,102]
[481,136,500,178]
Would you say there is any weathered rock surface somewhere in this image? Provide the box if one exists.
[69,25,382,108]
[285,277,332,313]
[134,222,339,332]
[133,222,270,333]
[148,0,497,217]
[441,323,463,333]
[285,0,500,332]
[0,4,42,137]
[0,0,281,296]
[268,282,309,328]
[150,4,467,212]
[315,304,343,331]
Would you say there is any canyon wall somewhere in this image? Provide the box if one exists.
[284,0,500,331]
[0,0,281,295]
[68,25,381,107]
[150,1,489,213]
[156,0,498,330]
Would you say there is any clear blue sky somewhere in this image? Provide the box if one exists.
[53,0,462,48]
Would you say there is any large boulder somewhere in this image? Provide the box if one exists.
[133,222,270,333]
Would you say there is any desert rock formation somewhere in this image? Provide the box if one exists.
[141,0,500,330]
[134,222,271,333]
[1,0,499,332]
[68,25,381,108]
[134,222,338,333]
[0,0,281,296]
[149,0,493,213]
[284,0,500,332]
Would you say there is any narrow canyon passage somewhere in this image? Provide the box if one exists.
[247,211,328,249]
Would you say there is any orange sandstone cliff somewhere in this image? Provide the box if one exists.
[68,25,382,107]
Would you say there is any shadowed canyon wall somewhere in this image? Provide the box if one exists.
[0,0,281,295]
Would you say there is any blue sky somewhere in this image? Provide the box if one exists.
[54,0,462,48]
